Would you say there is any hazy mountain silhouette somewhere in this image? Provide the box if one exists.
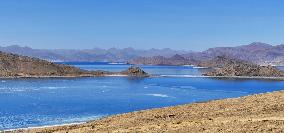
[0,45,190,62]
[130,42,284,66]
[1,42,284,65]
[182,42,284,65]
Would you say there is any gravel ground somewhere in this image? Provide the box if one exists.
[13,90,284,133]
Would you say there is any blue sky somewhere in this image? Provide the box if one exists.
[0,0,284,51]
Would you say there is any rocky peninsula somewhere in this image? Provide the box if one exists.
[0,51,148,78]
[13,90,284,133]
[202,56,284,77]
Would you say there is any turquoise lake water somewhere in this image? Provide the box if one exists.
[0,62,284,130]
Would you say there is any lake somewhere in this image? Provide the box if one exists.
[1,62,284,130]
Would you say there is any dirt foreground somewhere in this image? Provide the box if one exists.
[13,90,284,133]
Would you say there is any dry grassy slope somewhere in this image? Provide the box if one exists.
[0,51,108,77]
[18,90,284,133]
[0,51,149,77]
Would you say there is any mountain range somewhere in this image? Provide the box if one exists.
[1,42,284,65]
[0,45,190,62]
[183,42,284,66]
[130,42,284,66]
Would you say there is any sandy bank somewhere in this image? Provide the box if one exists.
[11,90,284,133]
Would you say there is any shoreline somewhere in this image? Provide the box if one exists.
[8,90,284,133]
[3,122,87,132]
[1,74,284,80]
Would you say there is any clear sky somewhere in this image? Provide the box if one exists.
[0,0,284,51]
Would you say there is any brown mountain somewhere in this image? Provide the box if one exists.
[203,56,284,77]
[0,51,148,77]
[197,55,252,68]
[131,42,284,66]
[129,54,198,66]
[0,51,106,77]
[183,42,284,66]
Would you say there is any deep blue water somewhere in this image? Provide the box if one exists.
[278,66,284,71]
[59,62,210,75]
[0,62,284,130]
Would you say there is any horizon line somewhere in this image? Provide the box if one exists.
[0,41,283,52]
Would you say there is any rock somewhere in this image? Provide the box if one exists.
[198,55,250,68]
[0,51,111,77]
[0,51,150,78]
[120,66,149,76]
[203,56,284,77]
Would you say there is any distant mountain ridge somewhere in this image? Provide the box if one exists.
[1,42,284,65]
[130,42,284,66]
[183,42,284,66]
[0,45,191,62]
